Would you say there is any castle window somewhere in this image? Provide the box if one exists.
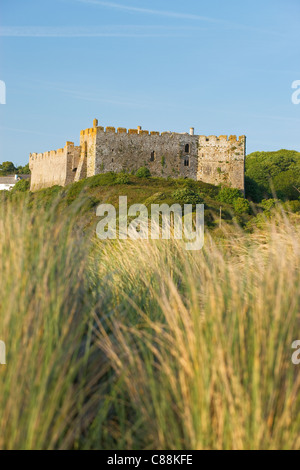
[72,167,77,172]
[112,158,114,163]
[184,157,190,167]
[150,151,156,162]
[185,144,190,153]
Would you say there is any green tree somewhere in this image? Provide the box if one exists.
[0,161,16,175]
[245,150,300,201]
[17,163,30,174]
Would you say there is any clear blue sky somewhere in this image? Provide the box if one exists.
[0,0,299,165]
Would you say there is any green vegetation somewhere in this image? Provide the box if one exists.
[172,187,203,205]
[136,166,151,178]
[1,164,299,233]
[0,161,30,175]
[245,149,300,201]
[10,179,30,193]
[115,172,130,184]
[1,173,253,230]
[233,197,250,214]
[217,187,242,204]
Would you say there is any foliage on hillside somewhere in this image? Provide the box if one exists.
[1,169,300,234]
[0,172,254,230]
[1,148,300,233]
[245,149,300,201]
[0,161,30,175]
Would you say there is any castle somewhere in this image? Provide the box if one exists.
[29,119,246,192]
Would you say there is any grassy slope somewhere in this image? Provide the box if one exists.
[21,173,252,232]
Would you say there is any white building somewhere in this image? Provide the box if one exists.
[0,174,30,191]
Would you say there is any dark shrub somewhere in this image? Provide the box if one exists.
[172,187,203,205]
[136,167,151,178]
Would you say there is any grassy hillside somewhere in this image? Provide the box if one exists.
[5,169,300,237]
[4,173,251,230]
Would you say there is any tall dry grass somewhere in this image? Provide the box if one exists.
[92,213,300,450]
[0,194,299,450]
[0,198,104,450]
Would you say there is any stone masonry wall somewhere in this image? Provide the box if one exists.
[197,135,246,191]
[29,142,80,191]
[92,127,199,180]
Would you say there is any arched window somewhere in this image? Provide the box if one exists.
[150,151,156,162]
[184,157,190,167]
[185,144,190,153]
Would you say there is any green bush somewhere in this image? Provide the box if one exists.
[172,187,203,205]
[136,167,151,178]
[86,172,117,188]
[115,173,130,184]
[217,187,242,204]
[260,198,278,212]
[282,200,300,213]
[10,179,30,193]
[233,197,250,214]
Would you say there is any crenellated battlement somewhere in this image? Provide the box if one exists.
[29,141,81,191]
[79,124,193,138]
[78,123,246,143]
[29,142,78,161]
[199,135,246,144]
[29,118,246,192]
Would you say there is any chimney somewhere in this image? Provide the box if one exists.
[93,118,98,128]
[190,127,194,136]
[137,126,142,134]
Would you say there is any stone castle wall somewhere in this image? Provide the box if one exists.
[197,135,245,189]
[29,120,246,192]
[29,142,80,191]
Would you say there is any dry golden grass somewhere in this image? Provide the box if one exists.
[93,212,300,449]
[0,196,299,449]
